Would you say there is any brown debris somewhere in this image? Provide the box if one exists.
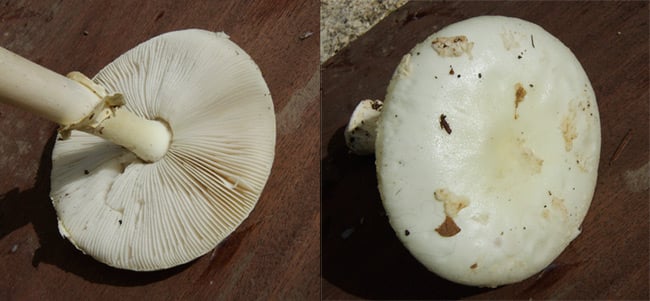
[561,110,577,152]
[470,263,478,269]
[609,129,633,165]
[431,35,474,58]
[433,188,469,218]
[371,100,383,110]
[435,216,461,237]
[439,114,452,134]
[514,83,527,119]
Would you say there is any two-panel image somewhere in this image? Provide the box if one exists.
[0,1,647,300]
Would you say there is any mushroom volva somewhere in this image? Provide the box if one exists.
[347,16,600,287]
[0,29,275,271]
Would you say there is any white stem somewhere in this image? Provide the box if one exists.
[0,46,101,124]
[345,99,383,155]
[80,107,171,163]
[0,46,171,162]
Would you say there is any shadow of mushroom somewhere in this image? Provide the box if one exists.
[0,131,59,246]
[321,126,491,299]
[0,132,190,286]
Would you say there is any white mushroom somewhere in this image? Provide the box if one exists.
[1,29,275,271]
[368,16,600,287]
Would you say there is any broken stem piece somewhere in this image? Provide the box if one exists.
[344,99,383,155]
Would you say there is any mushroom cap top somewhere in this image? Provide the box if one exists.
[376,16,600,287]
[50,29,275,271]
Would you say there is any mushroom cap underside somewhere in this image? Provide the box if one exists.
[376,16,600,287]
[50,29,275,271]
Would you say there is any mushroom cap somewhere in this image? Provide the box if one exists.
[376,16,600,287]
[50,29,275,271]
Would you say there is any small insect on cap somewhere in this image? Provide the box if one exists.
[376,16,600,287]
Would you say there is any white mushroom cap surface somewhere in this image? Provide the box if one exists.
[376,16,600,287]
[50,29,275,271]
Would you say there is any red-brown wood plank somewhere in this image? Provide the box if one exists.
[0,0,319,300]
[322,2,648,299]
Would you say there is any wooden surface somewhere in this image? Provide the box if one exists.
[0,0,319,300]
[323,2,648,300]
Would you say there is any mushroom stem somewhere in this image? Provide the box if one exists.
[74,105,172,163]
[345,99,383,155]
[0,47,101,125]
[0,46,171,162]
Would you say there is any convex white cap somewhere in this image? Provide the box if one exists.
[376,16,600,287]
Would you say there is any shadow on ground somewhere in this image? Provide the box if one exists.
[321,126,491,299]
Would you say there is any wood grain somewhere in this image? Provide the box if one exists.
[0,0,319,300]
[322,2,649,300]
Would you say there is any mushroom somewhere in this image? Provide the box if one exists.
[1,29,275,271]
[348,16,601,287]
